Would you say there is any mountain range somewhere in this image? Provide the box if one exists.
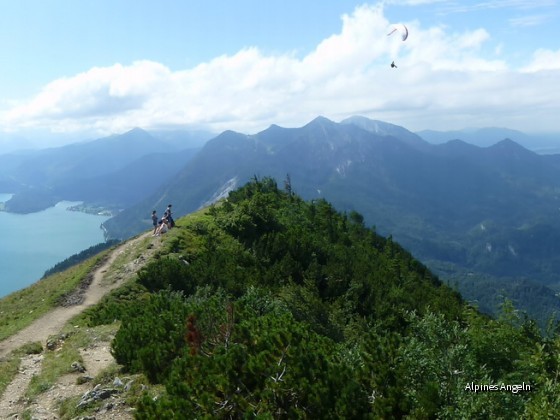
[0,128,212,212]
[419,127,560,154]
[102,116,560,324]
[1,116,560,324]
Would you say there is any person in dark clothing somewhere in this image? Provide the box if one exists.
[151,210,158,234]
[165,204,174,228]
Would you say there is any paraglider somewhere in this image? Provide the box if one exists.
[387,24,408,41]
[387,24,408,68]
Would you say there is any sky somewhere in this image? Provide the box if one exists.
[0,0,559,144]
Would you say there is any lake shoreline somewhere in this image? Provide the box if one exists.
[0,196,110,298]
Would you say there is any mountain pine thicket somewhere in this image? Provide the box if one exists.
[83,177,560,418]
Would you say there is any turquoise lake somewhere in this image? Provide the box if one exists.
[0,193,109,298]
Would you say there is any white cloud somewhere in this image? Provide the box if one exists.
[385,0,447,5]
[439,0,557,13]
[4,61,170,129]
[1,3,559,136]
[509,14,551,27]
[521,48,560,72]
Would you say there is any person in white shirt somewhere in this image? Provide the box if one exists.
[155,218,169,236]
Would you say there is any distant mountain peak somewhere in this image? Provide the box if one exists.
[494,138,521,146]
[442,138,480,149]
[305,116,335,127]
[117,127,156,143]
[341,115,386,132]
[202,129,253,153]
[486,138,538,160]
[489,138,530,152]
[417,127,535,149]
[434,139,481,157]
[127,127,148,134]
[341,115,429,149]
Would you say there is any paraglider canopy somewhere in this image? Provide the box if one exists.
[387,24,408,41]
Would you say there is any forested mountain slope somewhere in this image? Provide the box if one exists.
[82,178,560,418]
[102,116,560,326]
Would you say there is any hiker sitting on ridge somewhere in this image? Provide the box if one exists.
[154,218,169,236]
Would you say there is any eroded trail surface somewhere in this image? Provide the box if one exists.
[0,233,149,358]
[0,232,155,419]
[0,353,43,418]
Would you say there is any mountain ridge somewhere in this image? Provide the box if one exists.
[2,178,559,417]
[0,127,208,213]
[101,116,560,325]
[2,115,560,324]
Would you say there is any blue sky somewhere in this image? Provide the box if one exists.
[0,0,559,144]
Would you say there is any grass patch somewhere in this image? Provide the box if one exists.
[123,378,165,411]
[0,252,109,341]
[18,341,43,355]
[159,207,223,259]
[25,323,120,400]
[57,349,152,419]
[57,394,83,419]
[58,369,152,419]
[25,340,82,399]
[0,341,44,399]
[99,233,159,287]
[57,364,125,419]
[0,354,23,397]
[76,282,150,328]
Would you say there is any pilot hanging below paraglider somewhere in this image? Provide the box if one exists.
[387,23,408,69]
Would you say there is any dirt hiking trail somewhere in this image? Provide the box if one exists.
[0,232,156,419]
[0,233,150,358]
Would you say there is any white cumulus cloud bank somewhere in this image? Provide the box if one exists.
[1,3,559,135]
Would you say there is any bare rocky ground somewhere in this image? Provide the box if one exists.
[0,232,161,419]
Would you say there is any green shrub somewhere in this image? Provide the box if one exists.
[137,311,368,418]
[137,257,192,294]
[112,289,191,383]
[108,177,560,417]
